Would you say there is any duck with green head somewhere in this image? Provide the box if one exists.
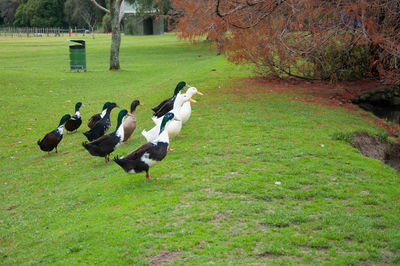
[83,102,119,141]
[37,114,71,154]
[82,109,128,163]
[65,102,84,133]
[114,112,175,178]
[87,101,111,129]
[152,81,186,118]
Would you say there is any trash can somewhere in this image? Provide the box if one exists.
[69,39,86,71]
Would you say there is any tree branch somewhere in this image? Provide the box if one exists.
[89,0,110,14]
[216,0,286,29]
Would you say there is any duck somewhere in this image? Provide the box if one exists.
[65,102,83,133]
[123,100,142,143]
[113,112,175,179]
[151,81,186,118]
[180,87,203,124]
[83,102,119,141]
[82,109,128,163]
[142,92,195,150]
[87,102,111,129]
[37,114,71,154]
[152,86,203,125]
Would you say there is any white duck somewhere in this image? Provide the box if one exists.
[152,86,203,125]
[142,92,195,150]
[180,87,203,124]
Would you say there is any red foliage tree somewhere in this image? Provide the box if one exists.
[171,0,400,83]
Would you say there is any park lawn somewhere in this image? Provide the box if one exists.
[0,34,399,265]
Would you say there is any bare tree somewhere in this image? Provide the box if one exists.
[81,12,97,39]
[65,0,103,39]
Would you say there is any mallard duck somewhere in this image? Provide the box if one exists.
[142,92,195,150]
[87,102,111,129]
[114,112,175,179]
[82,109,128,163]
[152,81,186,118]
[123,100,143,143]
[65,102,83,133]
[37,114,71,154]
[83,102,119,141]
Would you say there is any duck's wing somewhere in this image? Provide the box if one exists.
[123,142,154,161]
[87,113,101,129]
[83,133,119,155]
[39,130,61,150]
[153,100,174,118]
[88,134,111,146]
[152,97,172,113]
[88,119,108,138]
[152,95,177,118]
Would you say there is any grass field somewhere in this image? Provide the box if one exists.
[1,33,400,265]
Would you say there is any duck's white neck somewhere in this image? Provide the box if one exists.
[74,110,81,118]
[100,109,107,118]
[57,125,64,135]
[115,118,125,143]
[172,98,186,119]
[155,129,169,144]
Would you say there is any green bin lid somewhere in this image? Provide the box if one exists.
[69,39,85,46]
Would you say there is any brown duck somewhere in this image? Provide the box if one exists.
[123,100,142,142]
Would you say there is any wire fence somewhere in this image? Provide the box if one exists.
[0,27,94,37]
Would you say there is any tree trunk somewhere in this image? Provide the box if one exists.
[109,0,121,70]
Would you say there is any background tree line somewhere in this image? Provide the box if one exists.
[0,0,170,31]
[0,0,107,30]
[1,0,398,82]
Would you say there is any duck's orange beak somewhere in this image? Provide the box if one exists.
[189,98,197,103]
[196,91,204,95]
[140,103,144,106]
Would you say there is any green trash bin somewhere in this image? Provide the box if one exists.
[69,39,86,71]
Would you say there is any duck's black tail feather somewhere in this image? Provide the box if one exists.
[82,141,90,150]
[113,157,129,170]
[113,156,124,166]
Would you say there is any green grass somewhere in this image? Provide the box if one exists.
[1,33,399,265]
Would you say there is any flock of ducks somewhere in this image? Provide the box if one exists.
[37,82,202,179]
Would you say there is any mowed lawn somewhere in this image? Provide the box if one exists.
[1,34,399,265]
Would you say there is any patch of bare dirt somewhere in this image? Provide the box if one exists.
[352,132,400,171]
[352,132,387,161]
[147,250,184,265]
